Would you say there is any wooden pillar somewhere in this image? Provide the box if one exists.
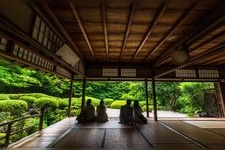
[81,77,86,113]
[67,75,74,117]
[4,122,12,147]
[152,78,158,121]
[215,82,225,117]
[39,107,45,131]
[145,79,149,118]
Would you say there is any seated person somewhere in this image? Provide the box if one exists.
[119,100,133,124]
[133,100,147,124]
[82,99,96,122]
[96,100,108,122]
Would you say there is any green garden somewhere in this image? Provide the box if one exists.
[0,58,215,147]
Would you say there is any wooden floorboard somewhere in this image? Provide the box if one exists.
[9,118,225,150]
[53,128,105,148]
[137,121,198,148]
[105,128,151,148]
[160,120,225,148]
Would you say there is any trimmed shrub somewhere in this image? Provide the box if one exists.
[142,105,153,112]
[24,93,49,99]
[103,98,114,107]
[34,97,58,109]
[139,101,146,107]
[157,106,168,111]
[110,100,126,109]
[0,100,28,117]
[57,99,68,110]
[82,96,100,107]
[71,97,82,105]
[0,94,10,100]
[8,94,23,100]
[19,96,37,108]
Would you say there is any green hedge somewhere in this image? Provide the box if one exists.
[139,101,146,107]
[103,98,114,107]
[110,100,126,109]
[24,93,49,99]
[142,105,153,112]
[84,96,100,107]
[19,96,37,108]
[8,94,23,100]
[0,100,28,117]
[0,94,10,100]
[34,97,58,109]
[57,99,69,110]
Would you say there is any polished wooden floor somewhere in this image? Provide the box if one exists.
[9,117,225,150]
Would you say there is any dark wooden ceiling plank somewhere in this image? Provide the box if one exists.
[70,3,96,59]
[155,41,225,78]
[131,3,167,60]
[41,4,83,60]
[119,3,136,61]
[190,29,225,52]
[153,2,225,68]
[101,3,109,60]
[144,3,197,61]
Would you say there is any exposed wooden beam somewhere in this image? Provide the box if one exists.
[144,3,197,61]
[101,3,109,61]
[155,28,225,67]
[153,2,225,68]
[190,29,225,53]
[70,3,96,60]
[202,52,225,66]
[155,41,225,78]
[120,3,136,61]
[41,4,83,59]
[131,4,167,61]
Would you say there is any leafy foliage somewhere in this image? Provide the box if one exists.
[19,96,37,108]
[0,100,28,117]
[110,100,126,109]
[0,94,10,100]
[34,97,58,109]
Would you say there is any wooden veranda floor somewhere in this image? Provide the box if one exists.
[9,117,225,150]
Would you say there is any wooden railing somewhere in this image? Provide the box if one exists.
[0,111,44,148]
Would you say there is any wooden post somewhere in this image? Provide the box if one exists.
[152,78,158,121]
[39,107,45,131]
[215,82,225,117]
[4,123,12,147]
[67,75,74,117]
[145,78,149,118]
[81,77,86,113]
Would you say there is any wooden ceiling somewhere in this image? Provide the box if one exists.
[39,1,225,70]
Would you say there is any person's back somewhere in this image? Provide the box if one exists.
[96,100,108,122]
[83,99,95,122]
[119,100,133,124]
[133,100,147,124]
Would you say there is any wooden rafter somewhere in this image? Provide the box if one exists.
[144,3,197,61]
[119,3,136,61]
[41,4,83,59]
[131,4,166,61]
[155,41,225,78]
[190,29,225,52]
[153,2,225,68]
[101,3,109,60]
[69,3,96,59]
[202,51,225,65]
[155,28,225,67]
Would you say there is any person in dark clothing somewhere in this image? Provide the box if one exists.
[119,100,133,125]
